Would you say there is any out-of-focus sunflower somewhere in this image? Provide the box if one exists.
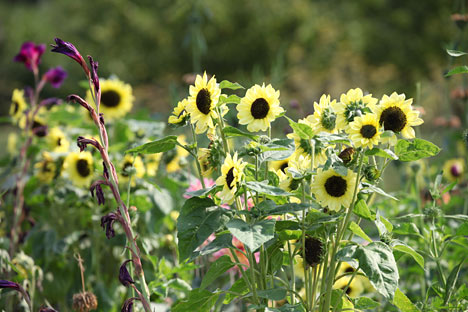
[118,154,145,186]
[375,92,423,139]
[166,135,190,173]
[86,79,134,120]
[35,152,56,183]
[168,98,189,126]
[215,153,247,204]
[198,147,216,177]
[237,84,284,132]
[443,158,464,181]
[335,88,377,131]
[10,89,28,122]
[145,153,162,176]
[347,113,381,149]
[63,152,94,187]
[312,168,358,211]
[185,72,221,134]
[270,156,292,174]
[7,132,18,155]
[333,275,365,298]
[47,127,69,152]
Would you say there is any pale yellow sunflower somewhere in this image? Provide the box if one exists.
[335,88,378,131]
[215,153,247,204]
[166,135,190,173]
[145,153,162,176]
[7,132,18,155]
[47,128,70,153]
[168,98,189,125]
[118,154,145,186]
[375,92,423,138]
[333,275,365,298]
[270,156,292,174]
[237,83,284,132]
[86,79,134,120]
[63,152,94,187]
[185,72,221,134]
[19,115,48,137]
[347,113,381,149]
[10,89,28,122]
[35,152,56,183]
[308,94,339,134]
[443,158,464,181]
[337,262,375,294]
[312,168,358,211]
[198,147,216,177]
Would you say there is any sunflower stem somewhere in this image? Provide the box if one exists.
[190,121,206,189]
[300,181,310,311]
[216,106,230,154]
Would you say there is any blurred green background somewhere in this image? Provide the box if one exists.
[0,0,464,128]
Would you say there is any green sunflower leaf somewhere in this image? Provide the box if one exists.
[223,126,259,140]
[125,135,178,154]
[172,288,220,312]
[361,182,398,200]
[353,199,376,220]
[219,94,241,105]
[349,221,372,243]
[256,288,287,300]
[365,148,398,160]
[246,181,291,196]
[200,255,235,289]
[395,138,440,161]
[219,80,244,90]
[226,218,276,252]
[285,116,314,139]
[177,197,230,262]
[337,242,399,300]
[259,138,295,162]
[445,65,468,77]
[224,278,248,304]
[392,241,425,270]
[352,297,380,309]
[392,288,420,312]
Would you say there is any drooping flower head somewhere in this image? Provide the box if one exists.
[50,38,89,76]
[312,168,358,211]
[335,88,377,131]
[308,94,339,134]
[63,151,94,187]
[375,92,423,139]
[86,79,134,120]
[47,127,70,152]
[237,83,284,132]
[44,66,67,88]
[347,113,381,149]
[443,158,464,181]
[14,42,46,72]
[216,153,247,204]
[168,98,189,125]
[9,89,28,122]
[185,72,221,134]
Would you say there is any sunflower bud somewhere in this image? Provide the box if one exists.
[121,297,139,312]
[363,165,380,182]
[119,260,135,287]
[338,147,355,165]
[259,135,271,145]
[423,206,441,222]
[245,141,261,156]
[72,291,98,312]
[300,236,325,267]
[51,38,90,76]
[379,232,392,245]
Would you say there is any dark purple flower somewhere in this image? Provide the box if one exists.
[103,161,109,179]
[101,211,120,239]
[44,66,67,88]
[39,307,58,312]
[50,38,89,76]
[14,42,46,72]
[90,181,107,205]
[88,55,100,95]
[119,259,135,287]
[0,280,21,290]
[121,297,139,312]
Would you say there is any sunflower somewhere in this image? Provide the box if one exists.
[64,152,94,187]
[215,153,247,204]
[287,123,329,168]
[270,156,292,174]
[118,154,145,186]
[86,79,134,120]
[185,72,221,134]
[145,153,162,176]
[10,89,28,122]
[312,168,358,211]
[237,83,284,132]
[166,135,190,173]
[277,170,301,195]
[333,275,365,298]
[47,127,70,153]
[335,88,378,131]
[7,132,18,155]
[308,94,339,133]
[168,98,189,125]
[347,114,381,149]
[443,158,464,181]
[198,147,216,177]
[35,152,56,183]
[375,92,423,138]
[337,262,375,294]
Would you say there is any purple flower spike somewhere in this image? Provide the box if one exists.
[121,297,139,312]
[101,211,120,239]
[119,259,135,287]
[90,180,108,206]
[0,280,21,290]
[14,42,46,72]
[44,66,67,88]
[51,38,89,76]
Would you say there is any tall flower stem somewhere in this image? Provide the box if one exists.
[189,121,206,189]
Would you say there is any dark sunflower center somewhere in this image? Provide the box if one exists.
[13,101,19,114]
[344,267,355,273]
[196,88,212,115]
[57,138,62,146]
[324,175,347,197]
[343,285,352,295]
[303,237,324,267]
[379,106,407,132]
[280,162,288,173]
[226,167,235,189]
[43,161,53,172]
[76,159,91,177]
[121,162,133,177]
[360,124,377,139]
[250,98,270,119]
[32,120,47,137]
[101,90,121,108]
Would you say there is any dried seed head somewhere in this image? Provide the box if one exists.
[338,147,355,165]
[301,236,325,267]
[72,291,98,312]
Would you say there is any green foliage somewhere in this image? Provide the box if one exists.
[226,218,276,252]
